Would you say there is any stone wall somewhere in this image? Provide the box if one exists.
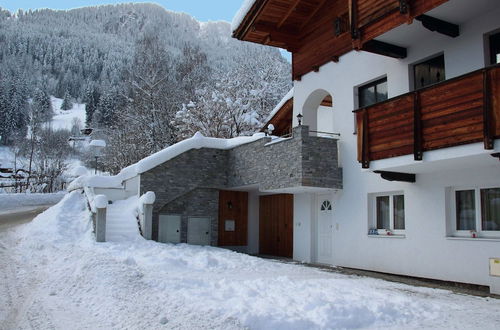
[228,125,342,191]
[140,125,342,245]
[156,188,219,245]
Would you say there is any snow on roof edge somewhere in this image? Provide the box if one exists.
[132,132,266,175]
[231,0,257,33]
[71,132,267,190]
[264,87,294,125]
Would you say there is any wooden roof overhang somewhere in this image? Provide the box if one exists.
[233,0,450,80]
[262,97,294,136]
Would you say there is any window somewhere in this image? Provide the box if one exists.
[413,54,445,89]
[358,77,388,108]
[451,187,500,237]
[320,200,332,211]
[370,192,405,235]
[489,32,500,65]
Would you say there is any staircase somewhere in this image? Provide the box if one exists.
[105,197,140,242]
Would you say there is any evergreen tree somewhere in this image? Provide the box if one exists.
[32,88,53,122]
[60,90,73,110]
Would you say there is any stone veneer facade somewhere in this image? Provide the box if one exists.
[140,125,342,243]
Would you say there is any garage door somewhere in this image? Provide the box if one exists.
[187,217,211,246]
[259,194,293,258]
[158,214,181,244]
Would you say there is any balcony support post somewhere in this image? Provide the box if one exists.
[413,92,423,161]
[483,70,494,150]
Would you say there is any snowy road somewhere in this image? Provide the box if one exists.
[0,205,52,231]
[1,192,500,330]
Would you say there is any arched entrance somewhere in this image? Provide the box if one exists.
[301,89,333,135]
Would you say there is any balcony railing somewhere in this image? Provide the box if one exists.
[355,64,500,168]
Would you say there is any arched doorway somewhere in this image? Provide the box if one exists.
[301,89,333,135]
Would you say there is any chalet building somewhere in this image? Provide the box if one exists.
[84,0,500,295]
[230,0,500,294]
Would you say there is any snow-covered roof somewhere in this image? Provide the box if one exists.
[264,87,294,124]
[89,140,106,148]
[231,0,257,32]
[70,132,267,190]
[122,132,266,179]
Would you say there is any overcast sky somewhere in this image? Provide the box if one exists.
[0,1,243,22]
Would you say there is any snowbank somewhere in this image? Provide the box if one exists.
[232,0,257,32]
[0,192,66,214]
[3,191,500,329]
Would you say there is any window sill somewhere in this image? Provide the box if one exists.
[368,234,406,239]
[446,237,500,242]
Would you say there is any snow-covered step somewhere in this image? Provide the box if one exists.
[103,196,141,242]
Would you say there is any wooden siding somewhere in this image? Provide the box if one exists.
[356,65,500,167]
[218,190,248,246]
[259,194,293,258]
[234,0,449,79]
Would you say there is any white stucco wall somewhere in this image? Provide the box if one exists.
[290,4,500,292]
[247,191,260,254]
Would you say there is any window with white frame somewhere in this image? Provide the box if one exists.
[369,192,405,235]
[452,187,500,237]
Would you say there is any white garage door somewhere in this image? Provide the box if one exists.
[158,214,181,244]
[187,217,211,246]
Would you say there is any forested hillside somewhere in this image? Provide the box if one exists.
[0,3,291,175]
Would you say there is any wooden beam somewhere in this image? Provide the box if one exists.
[483,70,494,149]
[278,0,301,28]
[413,92,423,161]
[362,39,407,59]
[415,14,459,38]
[300,0,328,31]
[349,0,359,39]
[374,171,416,183]
[362,109,370,168]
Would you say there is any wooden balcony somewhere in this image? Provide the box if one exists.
[355,65,500,168]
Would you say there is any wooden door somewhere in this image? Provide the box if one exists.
[259,194,293,258]
[218,190,248,246]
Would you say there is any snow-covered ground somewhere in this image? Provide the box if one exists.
[0,146,15,169]
[48,97,87,131]
[1,191,500,330]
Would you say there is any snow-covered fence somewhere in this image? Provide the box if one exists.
[138,191,155,240]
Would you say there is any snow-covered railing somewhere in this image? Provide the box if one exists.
[137,191,155,240]
[82,185,108,242]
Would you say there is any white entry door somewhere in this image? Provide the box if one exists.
[187,217,211,246]
[317,197,333,264]
[158,215,181,243]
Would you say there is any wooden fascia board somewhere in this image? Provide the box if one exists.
[233,0,270,40]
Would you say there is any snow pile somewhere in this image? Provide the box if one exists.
[231,0,257,32]
[0,192,66,214]
[3,192,500,329]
